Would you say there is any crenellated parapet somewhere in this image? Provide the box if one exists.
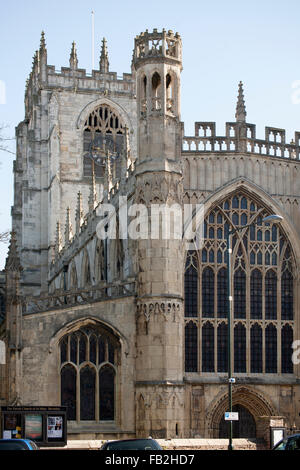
[24,32,135,121]
[133,28,182,69]
[182,121,300,160]
[182,81,300,160]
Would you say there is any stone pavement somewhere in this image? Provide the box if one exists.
[40,438,267,451]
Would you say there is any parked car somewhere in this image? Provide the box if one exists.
[99,438,162,450]
[273,433,300,450]
[0,439,39,450]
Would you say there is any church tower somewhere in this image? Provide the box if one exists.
[132,29,185,438]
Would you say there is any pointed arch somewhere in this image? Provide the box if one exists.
[206,386,278,438]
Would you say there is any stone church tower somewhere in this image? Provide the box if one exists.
[133,30,185,437]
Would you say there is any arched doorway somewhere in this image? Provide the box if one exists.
[219,404,256,438]
[206,385,278,438]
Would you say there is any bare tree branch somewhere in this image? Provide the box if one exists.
[0,230,10,243]
[0,124,15,156]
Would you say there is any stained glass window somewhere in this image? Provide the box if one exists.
[217,322,228,372]
[250,324,262,373]
[185,322,198,372]
[234,268,246,319]
[234,323,246,373]
[250,269,262,319]
[60,326,118,422]
[281,270,293,321]
[265,270,277,320]
[281,324,293,374]
[80,366,96,420]
[61,364,76,420]
[99,366,115,420]
[265,324,277,373]
[202,267,214,317]
[217,268,227,318]
[184,252,198,317]
[183,192,294,375]
[202,322,214,372]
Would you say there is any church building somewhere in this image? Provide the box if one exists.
[0,28,299,443]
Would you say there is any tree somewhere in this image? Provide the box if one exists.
[0,125,15,244]
[0,124,15,155]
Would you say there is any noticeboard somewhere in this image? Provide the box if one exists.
[0,406,67,447]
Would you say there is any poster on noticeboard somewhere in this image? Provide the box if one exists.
[47,416,63,439]
[25,414,43,440]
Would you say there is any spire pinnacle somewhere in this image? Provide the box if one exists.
[69,41,78,70]
[235,81,246,123]
[88,161,98,211]
[75,191,84,233]
[100,37,109,73]
[5,232,22,272]
[39,30,47,54]
[64,207,73,244]
[55,221,63,255]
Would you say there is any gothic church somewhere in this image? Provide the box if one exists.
[0,28,299,443]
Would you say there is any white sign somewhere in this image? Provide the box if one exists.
[225,412,239,421]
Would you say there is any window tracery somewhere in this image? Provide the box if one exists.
[184,192,294,375]
[83,104,125,178]
[60,325,118,422]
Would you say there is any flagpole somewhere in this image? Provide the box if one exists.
[91,10,95,70]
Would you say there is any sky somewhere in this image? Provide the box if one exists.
[1,0,300,268]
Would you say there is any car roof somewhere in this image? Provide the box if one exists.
[105,438,154,443]
[0,439,32,442]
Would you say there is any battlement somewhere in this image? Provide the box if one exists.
[24,32,134,119]
[133,28,182,68]
[182,121,300,160]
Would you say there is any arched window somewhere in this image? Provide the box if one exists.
[184,191,295,375]
[185,322,197,372]
[83,104,125,178]
[151,72,161,110]
[166,73,175,114]
[217,268,227,318]
[265,324,277,373]
[217,322,227,372]
[80,366,96,420]
[250,269,262,319]
[99,365,115,420]
[281,324,293,374]
[61,364,76,420]
[250,323,262,373]
[234,323,246,373]
[281,247,293,320]
[184,251,198,317]
[234,268,246,319]
[60,325,119,422]
[265,270,277,320]
[202,267,214,317]
[202,322,214,372]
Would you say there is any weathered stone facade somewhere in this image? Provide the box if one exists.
[1,28,300,442]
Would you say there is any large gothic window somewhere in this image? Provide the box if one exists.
[184,192,295,375]
[60,325,119,422]
[83,104,125,178]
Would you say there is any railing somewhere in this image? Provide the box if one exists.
[22,280,136,314]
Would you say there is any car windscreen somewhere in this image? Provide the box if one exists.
[106,440,160,450]
[0,441,28,450]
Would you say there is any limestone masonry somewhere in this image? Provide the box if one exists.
[0,28,299,444]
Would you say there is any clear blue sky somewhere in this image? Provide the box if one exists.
[1,0,300,268]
